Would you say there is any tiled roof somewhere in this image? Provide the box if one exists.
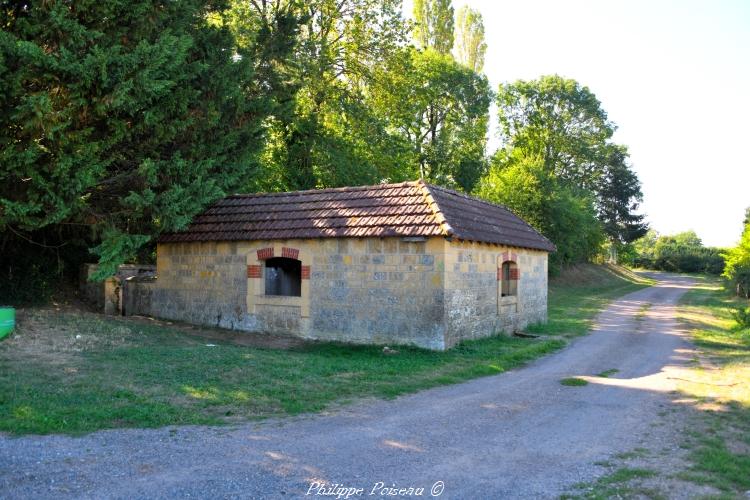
[158,181,556,252]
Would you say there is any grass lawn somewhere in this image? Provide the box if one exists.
[674,278,750,495]
[0,264,652,435]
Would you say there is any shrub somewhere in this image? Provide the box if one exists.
[734,306,750,328]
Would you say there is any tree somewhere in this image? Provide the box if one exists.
[454,6,486,72]
[413,0,454,54]
[0,0,271,278]
[723,209,750,298]
[596,145,648,260]
[228,0,410,191]
[496,75,614,189]
[371,47,491,191]
[628,230,724,274]
[494,75,647,253]
[476,154,604,271]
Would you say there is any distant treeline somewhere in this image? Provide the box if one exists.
[622,230,725,275]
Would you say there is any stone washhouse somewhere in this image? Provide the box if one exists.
[150,180,555,350]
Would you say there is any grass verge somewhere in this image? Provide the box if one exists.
[563,467,660,500]
[0,264,652,435]
[674,279,750,495]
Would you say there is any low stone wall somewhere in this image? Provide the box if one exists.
[122,278,156,317]
[79,264,157,315]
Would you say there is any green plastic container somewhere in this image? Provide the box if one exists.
[0,307,15,339]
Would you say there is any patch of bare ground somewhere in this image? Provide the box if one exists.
[124,314,309,349]
[7,304,309,363]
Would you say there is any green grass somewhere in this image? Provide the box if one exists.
[564,467,660,500]
[596,368,619,378]
[560,377,589,386]
[0,264,653,435]
[675,279,750,495]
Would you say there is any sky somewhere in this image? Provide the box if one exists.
[405,0,750,247]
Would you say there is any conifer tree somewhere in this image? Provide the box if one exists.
[0,0,270,277]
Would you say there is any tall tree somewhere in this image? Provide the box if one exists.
[496,75,614,189]
[412,0,454,54]
[0,0,271,277]
[494,75,647,255]
[596,144,648,260]
[454,5,486,72]
[371,48,491,191]
[228,0,410,191]
[476,153,604,270]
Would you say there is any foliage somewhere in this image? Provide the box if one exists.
[412,0,454,54]
[627,230,725,274]
[476,154,604,270]
[371,47,491,191]
[734,306,750,328]
[722,207,750,298]
[453,5,486,72]
[676,281,750,495]
[0,0,651,286]
[0,0,270,278]
[496,75,614,188]
[596,145,648,246]
[226,0,411,192]
[491,75,647,256]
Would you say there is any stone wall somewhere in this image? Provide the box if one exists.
[122,277,156,317]
[151,237,447,348]
[151,237,548,350]
[150,242,250,330]
[442,240,548,347]
[306,237,446,349]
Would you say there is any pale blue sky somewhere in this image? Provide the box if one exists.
[405,0,750,247]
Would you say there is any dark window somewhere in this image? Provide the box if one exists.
[501,261,518,297]
[265,257,302,297]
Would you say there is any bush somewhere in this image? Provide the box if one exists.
[734,306,750,328]
[628,231,725,275]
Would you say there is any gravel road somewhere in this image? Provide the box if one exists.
[0,274,696,499]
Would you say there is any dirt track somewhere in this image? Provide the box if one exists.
[0,275,697,499]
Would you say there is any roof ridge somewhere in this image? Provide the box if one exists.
[424,182,514,212]
[415,179,453,237]
[423,182,555,249]
[227,181,415,199]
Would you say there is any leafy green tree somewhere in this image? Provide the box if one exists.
[494,75,647,254]
[228,0,410,191]
[723,208,750,298]
[371,47,491,191]
[454,5,486,72]
[496,75,614,189]
[0,0,270,278]
[413,0,454,54]
[476,154,604,271]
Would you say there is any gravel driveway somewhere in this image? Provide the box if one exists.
[0,274,696,499]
